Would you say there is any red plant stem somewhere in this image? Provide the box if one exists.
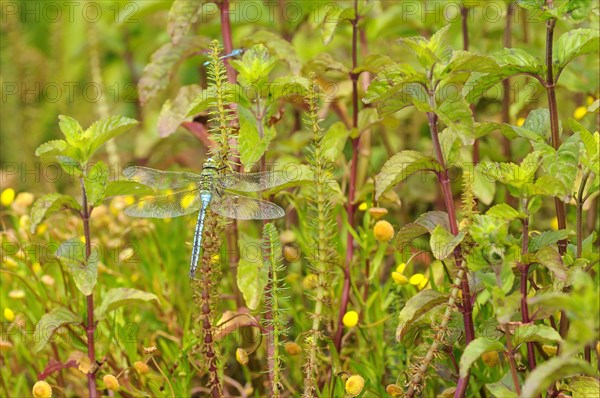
[544,10,567,256]
[80,178,98,398]
[334,0,360,353]
[503,325,523,395]
[577,173,592,362]
[502,2,514,161]
[520,211,537,370]
[218,0,236,82]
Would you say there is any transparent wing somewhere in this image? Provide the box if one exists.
[210,193,285,220]
[124,189,202,218]
[221,170,292,192]
[123,166,202,191]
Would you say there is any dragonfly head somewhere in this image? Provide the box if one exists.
[204,157,218,170]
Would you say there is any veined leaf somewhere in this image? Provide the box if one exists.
[485,381,518,398]
[321,121,350,162]
[531,246,568,281]
[529,229,571,252]
[394,210,452,251]
[535,134,580,199]
[58,115,84,146]
[436,97,474,144]
[511,108,551,143]
[167,0,201,44]
[241,31,300,73]
[396,289,448,341]
[85,116,139,160]
[237,234,268,310]
[556,29,600,75]
[430,225,465,260]
[30,193,81,233]
[491,47,544,76]
[570,119,599,174]
[95,288,158,320]
[512,324,563,346]
[238,106,276,168]
[139,36,211,104]
[487,203,526,221]
[56,239,99,296]
[84,161,109,206]
[565,376,600,398]
[270,75,309,102]
[321,6,355,45]
[353,54,395,74]
[521,356,596,398]
[158,84,202,137]
[375,151,442,200]
[34,307,81,353]
[459,338,505,378]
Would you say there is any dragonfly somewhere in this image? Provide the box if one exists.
[123,157,288,278]
[203,48,244,67]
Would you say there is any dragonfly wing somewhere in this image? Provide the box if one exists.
[210,194,284,220]
[123,166,201,191]
[124,189,202,218]
[221,170,292,192]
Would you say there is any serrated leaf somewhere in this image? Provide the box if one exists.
[394,210,451,251]
[485,381,518,398]
[556,29,600,75]
[85,116,139,160]
[83,161,109,206]
[237,234,268,310]
[353,54,395,74]
[459,337,505,377]
[512,324,563,346]
[473,167,496,206]
[30,193,81,233]
[532,246,568,281]
[375,150,443,200]
[241,31,300,73]
[238,106,276,168]
[321,7,355,45]
[396,289,448,340]
[167,0,201,44]
[58,115,84,145]
[34,307,81,353]
[511,108,551,143]
[430,225,465,260]
[158,84,202,137]
[529,229,571,252]
[35,139,69,157]
[270,75,309,102]
[139,36,211,104]
[570,119,599,174]
[487,203,525,221]
[565,376,600,398]
[491,47,544,75]
[436,97,474,144]
[95,288,158,320]
[535,134,580,199]
[56,239,98,296]
[521,356,596,398]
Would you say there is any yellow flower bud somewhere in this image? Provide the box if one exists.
[409,274,425,286]
[284,342,302,355]
[550,217,559,231]
[482,351,499,367]
[368,207,388,219]
[392,272,408,285]
[283,245,300,262]
[373,220,394,242]
[32,381,52,398]
[134,361,150,374]
[3,308,15,322]
[542,345,557,357]
[573,106,587,120]
[396,263,406,273]
[1,188,15,206]
[103,374,119,391]
[32,262,42,274]
[236,348,249,366]
[342,310,359,328]
[345,375,365,397]
[516,117,525,127]
[386,384,404,397]
[358,202,368,211]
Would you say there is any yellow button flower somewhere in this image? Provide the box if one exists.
[345,375,365,397]
[32,381,52,398]
[396,263,407,273]
[392,272,408,285]
[409,274,425,286]
[573,106,588,120]
[373,220,394,241]
[1,188,15,206]
[516,117,525,127]
[386,384,404,397]
[103,374,119,391]
[550,217,559,231]
[358,202,368,211]
[3,308,15,322]
[342,310,359,328]
[236,348,249,365]
[32,262,42,274]
[134,361,150,374]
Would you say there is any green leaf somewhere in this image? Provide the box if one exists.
[521,356,596,398]
[556,29,600,75]
[167,0,201,44]
[85,116,139,160]
[436,97,475,144]
[511,108,551,143]
[237,234,268,310]
[56,239,98,296]
[487,203,525,221]
[230,45,279,87]
[238,106,276,168]
[95,288,158,320]
[83,161,109,206]
[375,150,443,200]
[321,6,355,45]
[473,167,496,206]
[491,47,544,76]
[35,139,69,157]
[532,246,568,281]
[158,85,202,137]
[241,31,300,74]
[394,211,451,251]
[529,229,571,252]
[430,225,465,260]
[512,324,563,346]
[570,119,599,174]
[459,337,505,378]
[30,193,81,233]
[535,134,580,199]
[139,36,211,104]
[58,115,84,146]
[321,122,350,162]
[485,381,518,398]
[270,75,309,102]
[396,289,448,341]
[34,307,81,353]
[353,54,395,75]
[565,376,600,398]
